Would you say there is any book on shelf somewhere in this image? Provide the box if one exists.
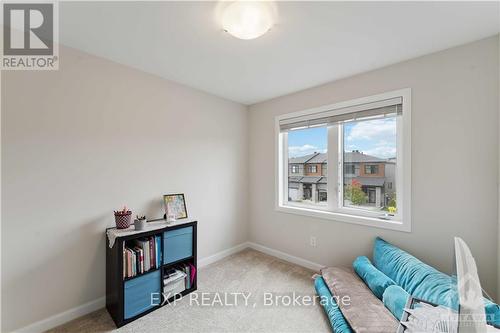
[131,250,136,276]
[163,269,186,285]
[132,247,143,274]
[149,237,154,271]
[170,263,196,290]
[123,236,161,279]
[155,235,161,267]
[162,262,196,299]
[163,268,187,298]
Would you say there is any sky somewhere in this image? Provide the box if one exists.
[288,117,396,159]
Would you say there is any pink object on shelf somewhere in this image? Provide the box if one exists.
[189,263,196,284]
[114,210,132,229]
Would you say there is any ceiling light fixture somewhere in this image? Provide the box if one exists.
[221,1,276,40]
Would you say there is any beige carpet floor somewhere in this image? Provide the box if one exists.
[46,249,330,333]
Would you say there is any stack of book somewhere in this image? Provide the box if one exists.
[123,235,162,279]
[163,268,187,298]
[162,264,196,299]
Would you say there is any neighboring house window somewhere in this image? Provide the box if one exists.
[365,165,379,174]
[344,164,355,174]
[291,165,299,173]
[276,89,411,232]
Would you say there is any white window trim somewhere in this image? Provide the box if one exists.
[275,88,411,233]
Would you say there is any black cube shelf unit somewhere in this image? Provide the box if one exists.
[106,221,197,327]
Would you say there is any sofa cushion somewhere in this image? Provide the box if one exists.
[373,237,500,328]
[484,300,500,328]
[321,266,399,332]
[373,237,458,309]
[353,256,396,300]
[314,276,353,333]
[382,285,410,321]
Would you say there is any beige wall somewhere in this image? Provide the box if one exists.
[1,46,248,332]
[2,34,499,332]
[249,36,499,298]
[498,33,500,303]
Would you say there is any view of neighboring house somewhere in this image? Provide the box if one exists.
[289,153,328,203]
[288,151,395,208]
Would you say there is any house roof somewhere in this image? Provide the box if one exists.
[344,151,385,163]
[307,153,327,164]
[289,153,318,164]
[301,176,324,184]
[291,175,383,186]
[289,151,388,164]
[288,176,327,184]
[345,176,385,187]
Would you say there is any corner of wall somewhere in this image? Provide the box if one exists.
[244,104,252,243]
[497,32,500,303]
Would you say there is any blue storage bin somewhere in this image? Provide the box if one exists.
[124,270,160,319]
[163,226,193,264]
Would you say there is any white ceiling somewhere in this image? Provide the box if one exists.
[60,1,499,105]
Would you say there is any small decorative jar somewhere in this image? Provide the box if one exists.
[114,207,132,229]
[166,213,177,224]
[134,216,147,230]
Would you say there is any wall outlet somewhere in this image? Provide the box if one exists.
[310,236,317,247]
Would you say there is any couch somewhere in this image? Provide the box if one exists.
[315,237,500,332]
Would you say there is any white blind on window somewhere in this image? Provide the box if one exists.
[279,97,402,131]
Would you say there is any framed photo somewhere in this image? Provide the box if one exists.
[163,193,188,220]
[397,297,452,333]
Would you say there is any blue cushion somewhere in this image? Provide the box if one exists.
[383,285,410,321]
[485,301,500,328]
[373,237,500,327]
[314,276,353,333]
[373,237,458,309]
[353,256,396,300]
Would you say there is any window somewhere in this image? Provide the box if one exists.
[291,165,299,173]
[276,89,411,232]
[344,120,394,213]
[286,127,327,206]
[364,165,379,174]
[344,164,355,175]
[307,165,317,173]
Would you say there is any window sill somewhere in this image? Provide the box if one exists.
[275,204,411,233]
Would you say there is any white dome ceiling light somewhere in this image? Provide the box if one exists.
[221,1,277,40]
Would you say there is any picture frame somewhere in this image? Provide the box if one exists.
[163,193,188,220]
[397,297,453,333]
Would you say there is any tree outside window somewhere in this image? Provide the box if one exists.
[344,179,367,205]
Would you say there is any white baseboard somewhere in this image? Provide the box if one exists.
[247,242,324,271]
[13,241,321,333]
[13,297,105,333]
[199,241,324,272]
[198,242,250,268]
[13,242,249,333]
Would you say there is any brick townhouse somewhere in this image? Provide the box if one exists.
[288,151,395,207]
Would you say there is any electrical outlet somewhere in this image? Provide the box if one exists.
[310,236,317,247]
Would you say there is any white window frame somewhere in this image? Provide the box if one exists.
[275,89,411,232]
